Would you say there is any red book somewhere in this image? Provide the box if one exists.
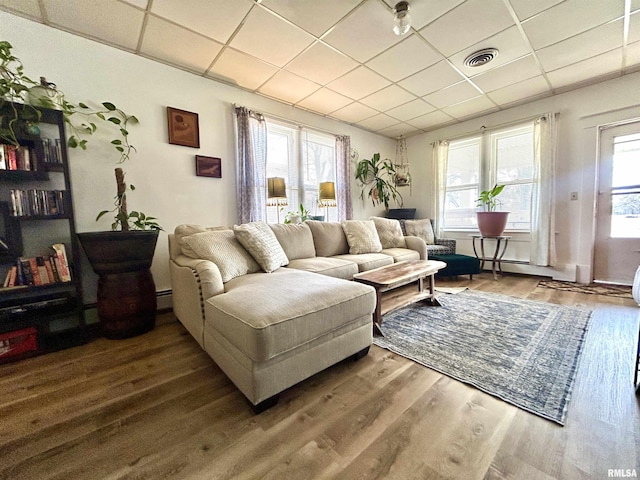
[51,244,71,282]
[28,257,42,286]
[43,256,56,283]
[5,145,17,170]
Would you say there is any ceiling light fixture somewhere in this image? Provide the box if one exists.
[393,1,411,36]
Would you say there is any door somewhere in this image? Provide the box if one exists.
[594,122,640,284]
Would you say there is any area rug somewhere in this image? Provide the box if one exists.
[374,290,592,425]
[537,279,632,298]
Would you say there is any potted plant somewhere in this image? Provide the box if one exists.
[355,153,403,212]
[284,203,312,224]
[476,184,509,236]
[1,41,162,339]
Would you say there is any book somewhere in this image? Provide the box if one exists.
[0,145,5,169]
[28,257,42,286]
[2,268,11,288]
[19,258,34,286]
[14,259,24,286]
[43,256,56,283]
[36,256,50,285]
[51,244,71,282]
[7,266,17,287]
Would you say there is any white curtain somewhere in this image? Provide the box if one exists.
[530,113,558,266]
[235,106,267,224]
[336,135,352,221]
[433,140,449,238]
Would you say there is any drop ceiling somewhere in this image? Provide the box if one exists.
[2,0,640,138]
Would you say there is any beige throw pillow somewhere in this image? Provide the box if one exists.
[175,224,230,255]
[370,216,406,249]
[269,223,316,260]
[181,230,260,282]
[234,221,289,273]
[404,219,435,245]
[341,220,383,254]
[306,220,349,257]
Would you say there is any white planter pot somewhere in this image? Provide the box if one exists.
[632,265,640,306]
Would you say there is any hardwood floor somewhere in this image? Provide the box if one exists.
[1,273,639,479]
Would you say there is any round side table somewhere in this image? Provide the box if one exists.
[470,234,511,280]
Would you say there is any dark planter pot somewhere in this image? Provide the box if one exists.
[77,230,159,340]
[387,208,416,220]
[476,212,510,237]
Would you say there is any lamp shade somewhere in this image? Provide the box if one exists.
[319,182,336,206]
[267,177,287,206]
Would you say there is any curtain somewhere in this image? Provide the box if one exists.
[530,113,558,266]
[433,140,449,238]
[235,106,267,224]
[336,135,352,221]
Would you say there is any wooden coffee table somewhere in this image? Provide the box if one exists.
[353,260,446,335]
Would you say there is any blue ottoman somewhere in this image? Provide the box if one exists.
[429,254,481,279]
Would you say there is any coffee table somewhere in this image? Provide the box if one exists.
[353,260,446,335]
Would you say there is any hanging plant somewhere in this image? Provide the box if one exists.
[355,153,403,211]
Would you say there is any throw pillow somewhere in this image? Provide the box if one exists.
[404,219,435,245]
[181,230,260,283]
[175,224,229,252]
[341,220,383,254]
[234,221,289,273]
[370,216,406,249]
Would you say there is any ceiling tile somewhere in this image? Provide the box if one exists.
[323,0,403,62]
[386,99,435,122]
[260,0,361,37]
[472,55,542,92]
[442,95,498,119]
[626,40,640,68]
[0,0,42,18]
[629,9,640,44]
[365,34,443,82]
[122,0,148,8]
[547,48,624,89]
[382,0,466,30]
[141,15,222,73]
[327,66,391,100]
[229,7,314,67]
[407,110,455,130]
[423,81,479,109]
[537,20,623,72]
[151,0,253,44]
[419,0,514,57]
[285,42,358,85]
[296,88,352,114]
[355,113,399,131]
[376,123,420,138]
[360,85,416,111]
[207,48,278,90]
[258,70,320,104]
[42,0,144,50]
[398,61,465,97]
[522,0,624,50]
[508,0,563,21]
[448,26,531,77]
[330,102,378,123]
[487,76,551,106]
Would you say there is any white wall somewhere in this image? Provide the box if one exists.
[400,72,640,282]
[1,12,395,302]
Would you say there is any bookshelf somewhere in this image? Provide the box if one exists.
[0,102,86,364]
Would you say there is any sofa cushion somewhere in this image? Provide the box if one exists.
[371,216,406,248]
[306,220,349,257]
[205,268,375,362]
[381,247,420,263]
[181,230,260,282]
[269,223,316,260]
[332,253,393,272]
[234,221,289,273]
[404,219,435,245]
[286,257,358,280]
[342,220,383,254]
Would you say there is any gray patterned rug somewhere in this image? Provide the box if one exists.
[374,290,592,425]
[537,279,633,298]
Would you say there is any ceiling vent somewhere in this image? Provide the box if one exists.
[464,48,499,67]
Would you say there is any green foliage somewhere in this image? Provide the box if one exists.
[0,40,160,231]
[284,203,312,223]
[355,153,403,211]
[476,184,505,212]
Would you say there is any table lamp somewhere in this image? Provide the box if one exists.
[318,181,336,221]
[267,177,288,223]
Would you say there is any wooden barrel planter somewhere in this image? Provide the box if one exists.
[77,230,159,339]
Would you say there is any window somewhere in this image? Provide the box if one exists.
[610,132,640,238]
[444,124,534,231]
[265,120,337,223]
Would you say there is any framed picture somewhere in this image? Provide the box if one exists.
[196,155,221,178]
[167,107,200,148]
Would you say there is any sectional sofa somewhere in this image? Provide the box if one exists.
[168,217,428,411]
